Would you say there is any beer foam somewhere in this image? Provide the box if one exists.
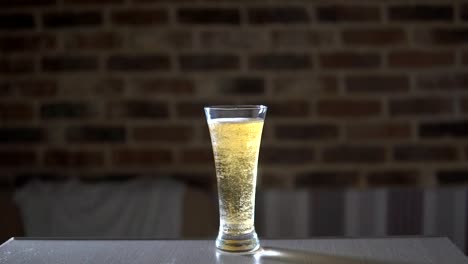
[208,117,263,124]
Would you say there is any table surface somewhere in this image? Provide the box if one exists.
[0,237,467,264]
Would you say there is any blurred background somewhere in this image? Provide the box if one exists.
[1,0,468,254]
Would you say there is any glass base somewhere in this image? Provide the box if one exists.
[216,231,260,253]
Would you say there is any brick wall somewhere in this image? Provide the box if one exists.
[1,0,468,188]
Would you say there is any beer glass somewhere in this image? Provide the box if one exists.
[204,105,267,253]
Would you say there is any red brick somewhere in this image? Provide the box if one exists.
[44,149,104,167]
[416,72,468,91]
[249,53,312,70]
[271,29,335,48]
[346,122,412,140]
[64,32,122,50]
[64,0,123,4]
[318,76,339,94]
[13,79,57,97]
[179,54,239,71]
[199,125,211,143]
[0,34,55,53]
[59,78,124,97]
[260,173,290,188]
[388,50,454,68]
[112,148,172,166]
[262,100,309,118]
[132,125,193,142]
[296,171,359,187]
[111,9,168,26]
[0,127,43,143]
[273,75,338,95]
[317,99,381,118]
[0,82,10,96]
[342,28,406,46]
[437,170,468,185]
[133,0,191,2]
[462,97,468,114]
[66,126,125,143]
[107,55,170,71]
[43,11,102,28]
[107,100,169,119]
[200,30,267,50]
[389,97,453,116]
[319,52,380,69]
[176,100,233,119]
[177,8,240,25]
[415,28,468,46]
[0,13,35,30]
[0,57,35,74]
[323,145,386,163]
[463,4,468,21]
[0,0,55,8]
[131,30,192,50]
[203,77,263,95]
[133,78,194,95]
[40,102,92,119]
[261,146,315,165]
[41,55,97,72]
[0,150,36,167]
[389,5,453,22]
[275,124,338,141]
[394,144,458,162]
[138,101,190,123]
[181,147,213,164]
[419,121,468,138]
[367,170,421,186]
[317,5,381,22]
[345,75,409,93]
[0,102,34,121]
[247,7,309,24]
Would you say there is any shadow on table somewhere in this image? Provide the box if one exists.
[216,247,422,264]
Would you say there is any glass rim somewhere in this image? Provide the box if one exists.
[204,105,267,111]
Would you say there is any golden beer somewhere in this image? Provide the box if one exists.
[205,106,267,252]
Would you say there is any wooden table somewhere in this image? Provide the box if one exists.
[0,237,466,263]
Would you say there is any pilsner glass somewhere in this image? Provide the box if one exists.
[204,105,267,253]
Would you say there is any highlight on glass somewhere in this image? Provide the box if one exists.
[204,105,267,253]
